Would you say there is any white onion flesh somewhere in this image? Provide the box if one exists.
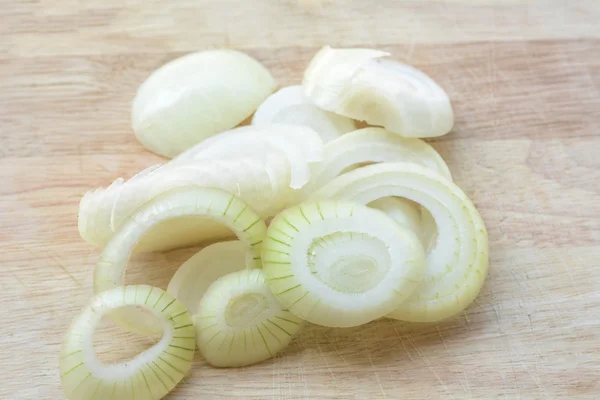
[94,187,267,335]
[173,124,324,189]
[303,46,454,138]
[298,127,452,199]
[132,50,277,157]
[262,201,425,327]
[194,269,302,367]
[167,241,247,315]
[60,285,194,400]
[309,163,488,322]
[252,85,356,142]
[369,197,423,243]
[79,156,288,252]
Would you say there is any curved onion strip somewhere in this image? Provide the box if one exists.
[59,285,194,400]
[303,46,454,138]
[252,85,356,142]
[308,163,488,322]
[79,156,287,251]
[131,49,277,158]
[167,241,247,315]
[194,269,302,367]
[262,201,425,327]
[173,124,324,189]
[94,187,267,335]
[298,127,452,198]
[369,197,423,243]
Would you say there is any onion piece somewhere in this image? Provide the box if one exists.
[369,197,423,243]
[94,187,267,335]
[132,50,277,157]
[303,46,454,138]
[59,285,194,400]
[78,156,287,251]
[298,127,452,198]
[173,124,324,189]
[309,162,488,322]
[252,85,356,142]
[167,241,247,315]
[262,201,425,327]
[194,269,302,367]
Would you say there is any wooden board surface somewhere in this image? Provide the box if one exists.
[1,0,599,398]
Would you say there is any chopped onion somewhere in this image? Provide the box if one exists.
[303,46,454,138]
[309,163,488,322]
[194,269,302,367]
[132,50,277,157]
[252,85,356,142]
[167,241,247,315]
[60,285,194,400]
[94,187,267,335]
[262,201,425,327]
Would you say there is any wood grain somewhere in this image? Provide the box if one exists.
[1,0,599,399]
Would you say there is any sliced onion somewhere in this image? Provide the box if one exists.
[262,201,425,327]
[167,241,247,315]
[303,46,454,138]
[173,124,324,189]
[132,50,277,157]
[369,197,423,243]
[252,85,356,142]
[79,156,288,251]
[298,127,452,199]
[194,269,302,367]
[60,285,194,400]
[308,163,488,322]
[94,187,267,335]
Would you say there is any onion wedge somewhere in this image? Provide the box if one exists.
[59,285,194,400]
[303,46,454,138]
[167,241,247,315]
[309,163,488,322]
[252,85,356,142]
[132,50,277,157]
[262,201,426,327]
[194,269,302,367]
[94,187,267,335]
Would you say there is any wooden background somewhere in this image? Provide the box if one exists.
[1,0,599,398]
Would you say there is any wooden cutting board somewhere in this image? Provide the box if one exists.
[1,0,599,398]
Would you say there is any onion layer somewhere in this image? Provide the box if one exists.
[252,85,356,142]
[60,285,194,400]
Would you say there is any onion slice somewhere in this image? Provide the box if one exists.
[262,201,425,327]
[309,163,488,322]
[94,187,267,335]
[167,241,247,315]
[303,46,454,138]
[132,49,277,157]
[173,124,324,189]
[194,269,302,367]
[252,85,356,142]
[299,127,452,198]
[59,285,194,400]
[79,156,287,251]
[369,197,423,243]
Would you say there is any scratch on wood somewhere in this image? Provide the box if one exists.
[405,333,454,399]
